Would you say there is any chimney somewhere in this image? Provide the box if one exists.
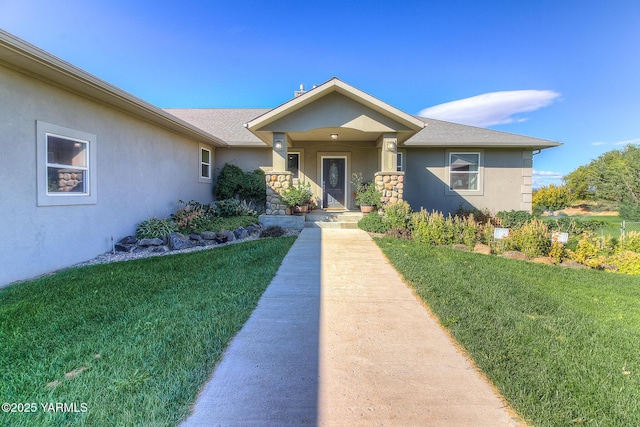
[294,84,306,98]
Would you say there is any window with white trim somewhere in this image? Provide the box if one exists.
[200,147,211,180]
[37,121,97,206]
[449,152,480,191]
[396,151,404,172]
[287,152,300,179]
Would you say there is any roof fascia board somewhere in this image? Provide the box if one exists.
[0,30,227,147]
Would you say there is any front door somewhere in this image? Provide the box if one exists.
[322,157,346,209]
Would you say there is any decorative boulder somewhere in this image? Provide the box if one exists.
[200,231,217,240]
[168,232,193,250]
[234,227,249,240]
[451,244,469,251]
[119,236,138,245]
[138,238,163,247]
[473,244,492,255]
[218,230,236,243]
[189,233,203,242]
[501,251,529,261]
[115,235,138,252]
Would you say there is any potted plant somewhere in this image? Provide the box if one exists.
[351,173,382,213]
[281,181,313,215]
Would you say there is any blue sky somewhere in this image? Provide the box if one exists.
[2,1,639,187]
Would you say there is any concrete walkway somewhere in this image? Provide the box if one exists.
[181,228,522,426]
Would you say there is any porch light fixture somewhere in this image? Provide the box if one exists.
[330,134,338,140]
[386,139,397,152]
[274,140,284,151]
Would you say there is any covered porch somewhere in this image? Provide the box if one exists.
[244,78,424,217]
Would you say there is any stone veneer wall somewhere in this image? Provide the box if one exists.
[265,171,292,215]
[374,171,404,207]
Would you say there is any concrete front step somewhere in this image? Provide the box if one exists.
[304,210,363,229]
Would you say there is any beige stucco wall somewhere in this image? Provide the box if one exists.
[0,65,215,287]
[403,147,533,215]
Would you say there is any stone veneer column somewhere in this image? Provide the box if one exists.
[265,171,293,215]
[374,171,405,209]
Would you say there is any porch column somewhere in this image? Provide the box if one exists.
[380,133,398,172]
[375,171,405,208]
[265,133,292,215]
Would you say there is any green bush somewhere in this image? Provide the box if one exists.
[622,231,640,253]
[620,201,640,220]
[503,219,551,258]
[532,184,573,212]
[215,199,242,217]
[358,213,390,233]
[281,181,313,207]
[608,251,640,275]
[496,210,533,228]
[136,217,178,239]
[214,164,266,208]
[384,201,413,229]
[410,210,482,249]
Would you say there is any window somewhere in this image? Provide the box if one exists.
[47,134,88,194]
[449,152,480,191]
[201,147,211,180]
[287,152,300,179]
[396,151,404,172]
[37,121,97,206]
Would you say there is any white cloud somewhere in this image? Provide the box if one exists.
[592,141,607,146]
[532,169,564,189]
[418,90,561,127]
[614,138,640,146]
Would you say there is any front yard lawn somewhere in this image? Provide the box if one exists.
[0,236,296,426]
[377,237,640,426]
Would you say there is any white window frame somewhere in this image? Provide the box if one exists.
[37,121,97,206]
[199,144,212,182]
[446,151,484,195]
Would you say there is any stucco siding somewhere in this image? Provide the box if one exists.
[0,66,214,287]
[403,147,532,215]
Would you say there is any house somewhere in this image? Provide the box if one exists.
[0,30,560,288]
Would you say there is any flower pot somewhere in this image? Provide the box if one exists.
[293,205,309,215]
[360,205,376,215]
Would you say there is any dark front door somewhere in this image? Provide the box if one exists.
[322,158,346,209]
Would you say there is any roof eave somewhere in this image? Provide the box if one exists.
[0,30,228,148]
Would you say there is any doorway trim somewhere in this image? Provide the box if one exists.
[319,154,350,210]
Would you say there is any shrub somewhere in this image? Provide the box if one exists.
[503,219,551,258]
[358,213,390,233]
[214,164,266,208]
[496,210,533,228]
[136,217,178,239]
[351,173,382,207]
[532,184,572,212]
[173,201,208,232]
[215,199,241,217]
[622,231,640,253]
[384,201,412,229]
[619,201,640,220]
[410,209,481,249]
[608,251,640,275]
[548,239,566,263]
[567,233,605,268]
[281,181,313,208]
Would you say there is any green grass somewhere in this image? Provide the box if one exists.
[376,237,640,426]
[0,236,296,426]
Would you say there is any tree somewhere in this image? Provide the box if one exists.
[564,144,640,204]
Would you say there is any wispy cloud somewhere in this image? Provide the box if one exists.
[592,141,607,146]
[614,138,640,146]
[418,90,561,127]
[532,169,564,189]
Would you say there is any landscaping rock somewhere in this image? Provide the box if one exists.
[114,243,135,252]
[119,235,138,245]
[138,238,163,247]
[533,257,555,265]
[473,243,492,255]
[246,225,259,235]
[152,245,170,253]
[451,244,469,251]
[560,259,589,269]
[234,227,249,240]
[501,251,529,261]
[219,230,236,242]
[189,233,203,242]
[201,231,217,240]
[168,232,193,250]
